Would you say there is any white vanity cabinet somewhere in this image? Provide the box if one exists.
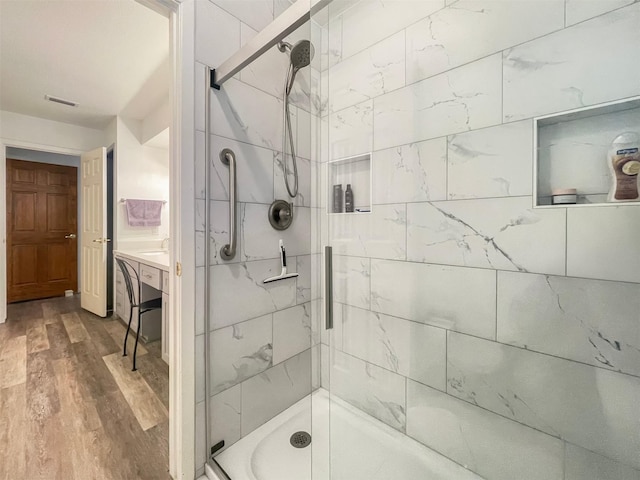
[114,251,170,363]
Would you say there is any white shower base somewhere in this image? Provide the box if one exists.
[206,389,481,480]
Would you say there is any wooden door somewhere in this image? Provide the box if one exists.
[80,147,107,317]
[6,159,78,303]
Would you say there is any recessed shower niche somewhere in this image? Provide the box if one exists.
[328,153,371,214]
[535,96,640,208]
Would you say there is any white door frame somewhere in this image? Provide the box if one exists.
[164,1,196,479]
[1,0,195,478]
[0,139,86,323]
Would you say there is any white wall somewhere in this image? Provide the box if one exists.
[115,116,170,250]
[0,110,106,153]
[141,96,171,144]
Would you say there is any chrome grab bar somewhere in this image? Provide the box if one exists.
[220,148,237,261]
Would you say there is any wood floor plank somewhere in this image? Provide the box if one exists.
[0,335,26,388]
[27,324,50,354]
[61,312,90,343]
[136,347,170,410]
[42,296,78,318]
[77,312,120,357]
[46,319,74,360]
[103,352,168,431]
[0,384,26,480]
[52,357,109,480]
[72,341,120,399]
[53,357,102,432]
[1,310,27,339]
[145,420,171,477]
[8,300,43,322]
[94,390,170,480]
[103,319,148,357]
[25,350,70,480]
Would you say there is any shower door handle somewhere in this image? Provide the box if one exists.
[219,148,237,260]
[325,246,333,330]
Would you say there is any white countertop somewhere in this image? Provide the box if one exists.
[114,249,170,272]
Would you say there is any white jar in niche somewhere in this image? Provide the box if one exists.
[551,188,577,205]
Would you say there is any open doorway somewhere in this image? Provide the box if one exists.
[5,152,79,303]
[0,0,179,477]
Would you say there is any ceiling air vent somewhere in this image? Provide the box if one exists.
[44,95,78,107]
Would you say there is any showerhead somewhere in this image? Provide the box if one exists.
[278,38,315,198]
[289,40,314,68]
[278,39,315,69]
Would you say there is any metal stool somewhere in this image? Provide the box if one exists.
[115,257,162,371]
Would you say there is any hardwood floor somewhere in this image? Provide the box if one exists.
[0,296,170,480]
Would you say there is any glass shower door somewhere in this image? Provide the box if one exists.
[312,0,640,479]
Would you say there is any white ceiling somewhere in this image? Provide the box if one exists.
[0,0,169,130]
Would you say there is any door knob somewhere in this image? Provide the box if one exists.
[92,238,112,244]
[65,234,77,239]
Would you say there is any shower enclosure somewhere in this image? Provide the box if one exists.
[195,0,640,479]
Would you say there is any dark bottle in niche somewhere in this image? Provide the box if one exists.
[332,184,343,213]
[345,184,354,212]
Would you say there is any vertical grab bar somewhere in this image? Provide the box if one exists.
[220,148,237,260]
[325,246,333,330]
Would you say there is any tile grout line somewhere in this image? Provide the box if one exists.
[565,208,569,277]
[495,271,499,341]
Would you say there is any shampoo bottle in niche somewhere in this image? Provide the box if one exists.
[345,184,354,212]
[608,132,640,202]
[332,184,343,213]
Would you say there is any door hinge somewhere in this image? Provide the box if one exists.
[175,262,182,277]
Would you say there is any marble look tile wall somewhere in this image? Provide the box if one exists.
[328,99,373,160]
[447,121,533,199]
[407,380,564,480]
[327,31,405,113]
[372,138,447,204]
[333,255,370,309]
[342,305,446,390]
[370,260,497,339]
[447,332,640,469]
[565,0,636,27]
[338,0,442,60]
[330,349,406,431]
[567,206,640,283]
[405,0,564,83]
[329,204,406,259]
[241,349,312,434]
[273,303,313,364]
[503,4,640,121]
[374,54,502,151]
[565,444,640,480]
[210,314,273,395]
[318,1,640,478]
[497,271,640,376]
[407,197,566,275]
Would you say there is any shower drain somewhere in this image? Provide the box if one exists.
[290,431,312,448]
